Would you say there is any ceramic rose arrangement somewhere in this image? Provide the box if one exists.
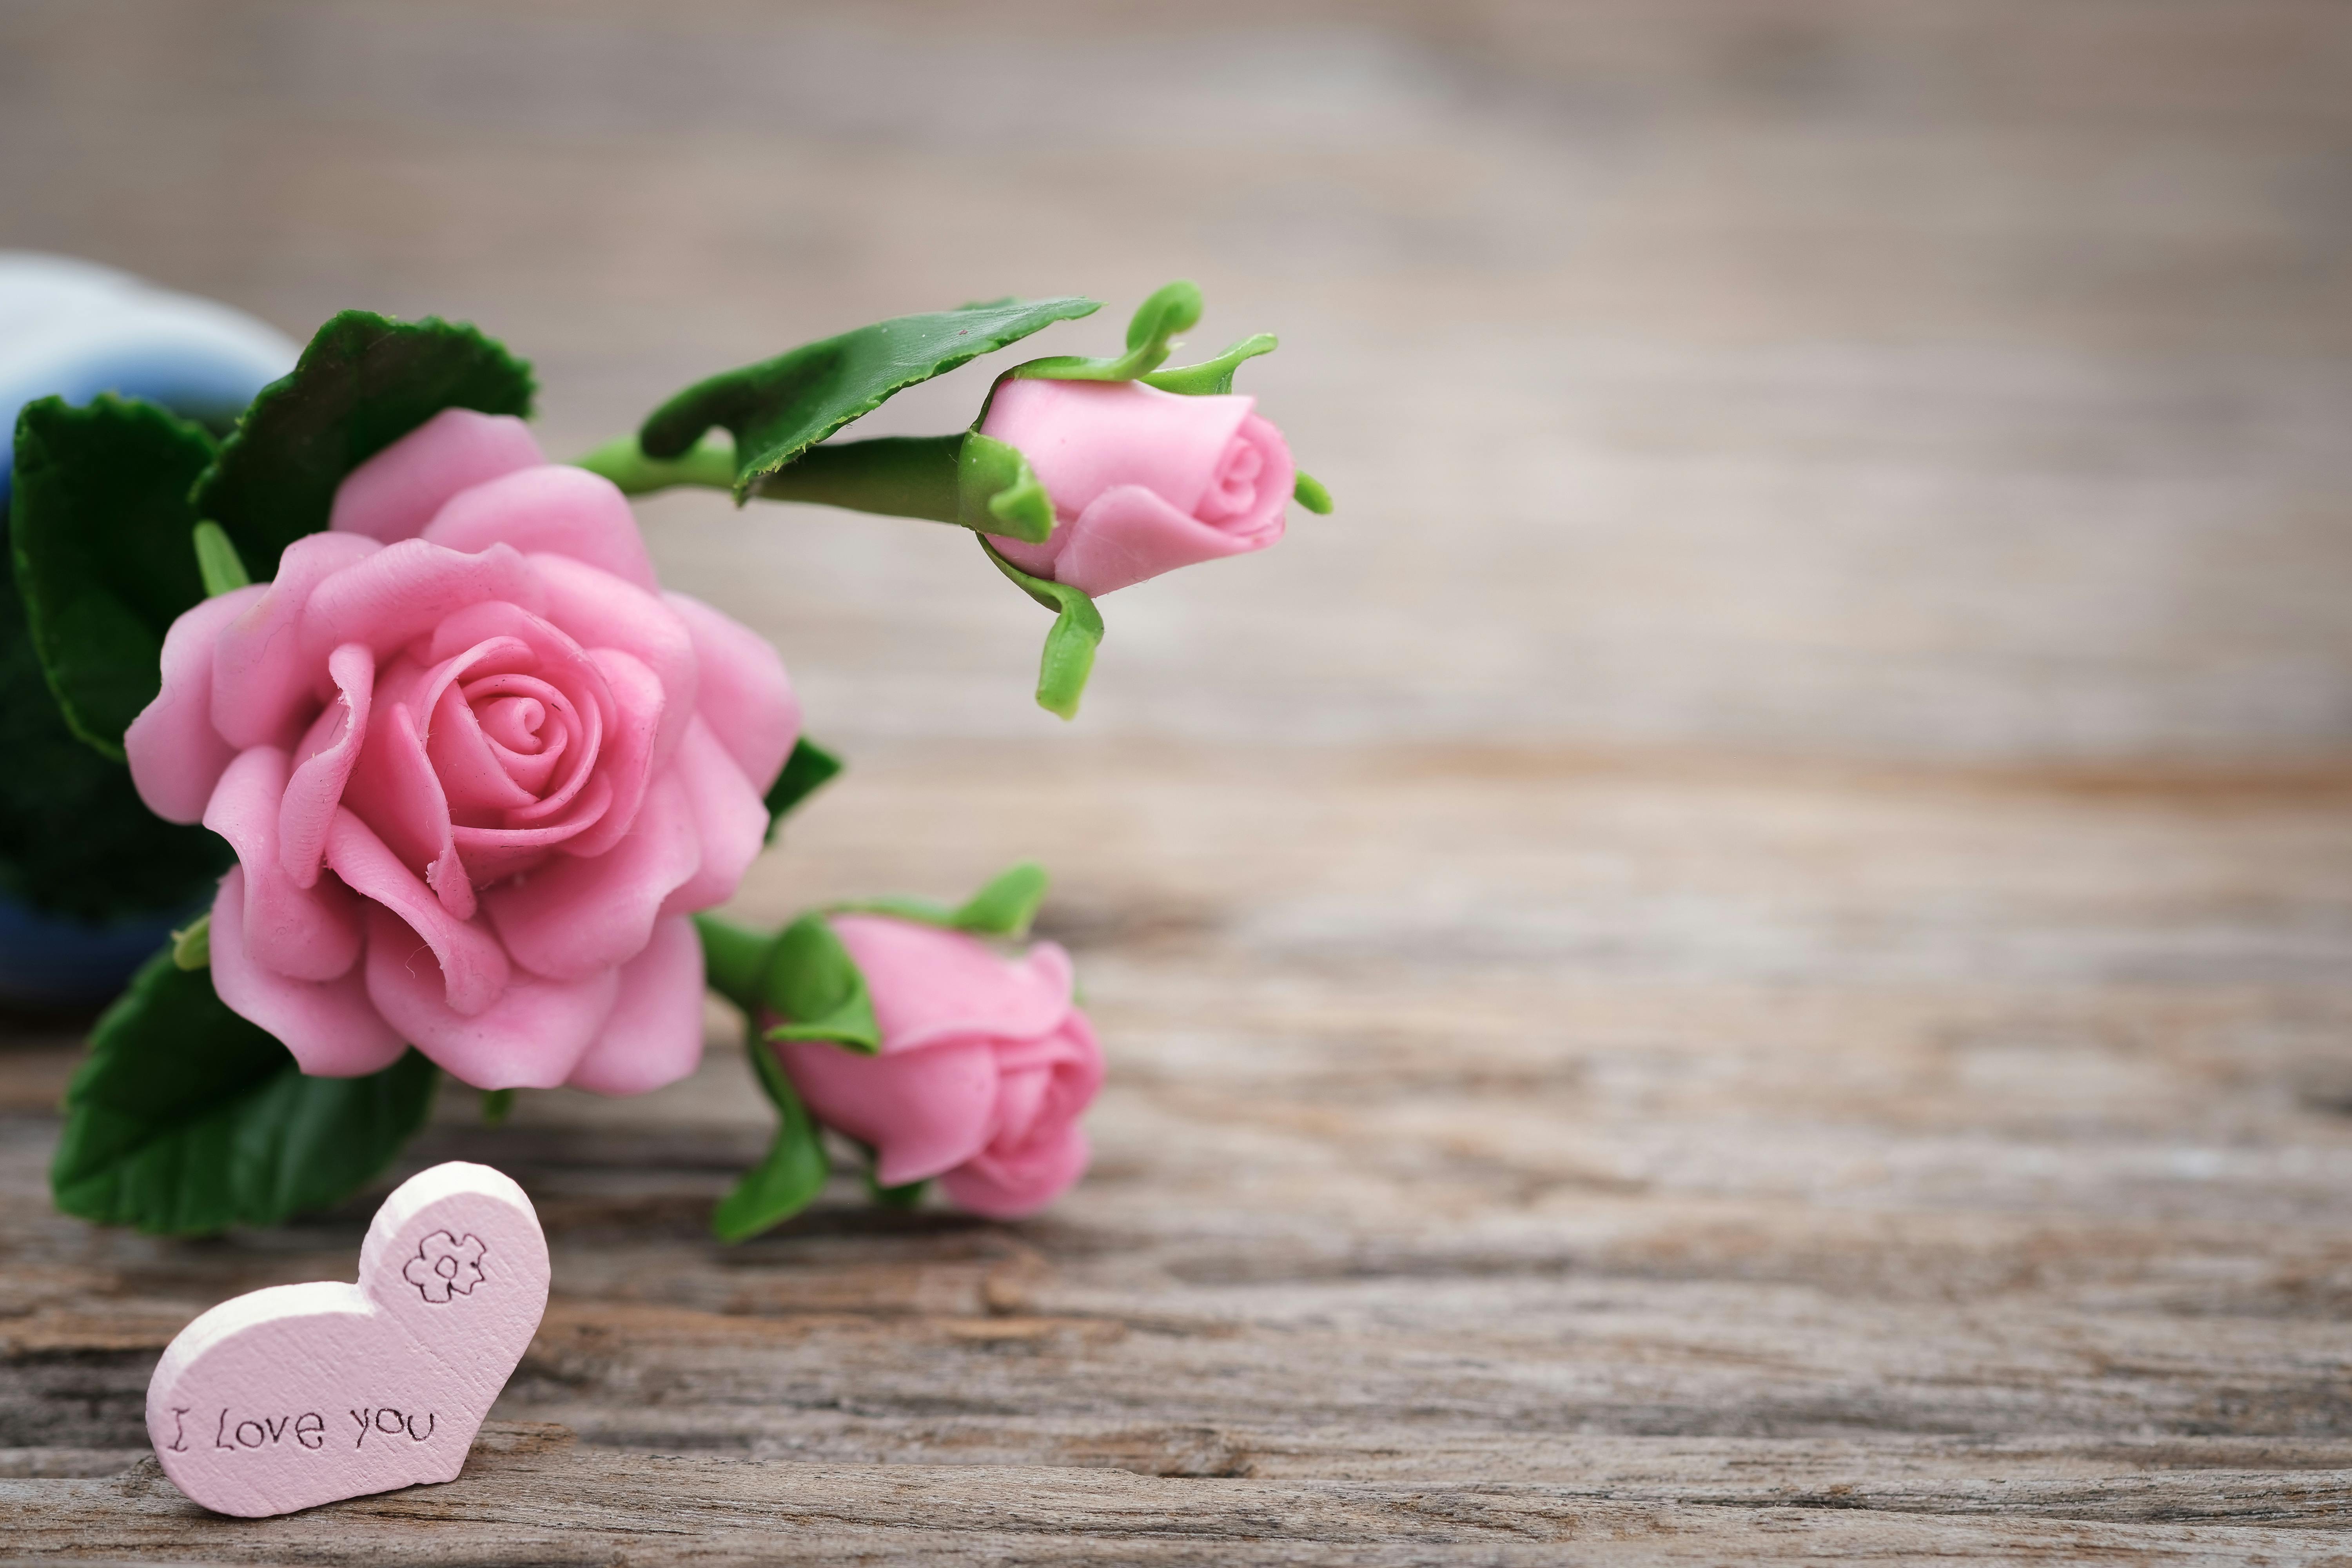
[9,282,1326,1237]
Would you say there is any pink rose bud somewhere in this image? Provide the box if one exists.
[980,377,1293,597]
[123,408,802,1094]
[770,914,1103,1220]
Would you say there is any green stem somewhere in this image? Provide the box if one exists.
[753,435,961,521]
[573,431,737,496]
[693,913,772,1016]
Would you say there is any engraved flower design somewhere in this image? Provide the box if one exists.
[402,1229,488,1304]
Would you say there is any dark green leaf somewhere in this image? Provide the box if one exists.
[51,952,439,1235]
[0,590,229,919]
[1009,281,1201,385]
[1140,332,1279,396]
[762,736,844,842]
[980,538,1102,721]
[11,395,217,757]
[192,311,534,578]
[712,1039,833,1242]
[638,296,1099,501]
[759,911,879,1054]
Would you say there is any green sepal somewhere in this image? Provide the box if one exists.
[1009,281,1201,385]
[10,395,218,758]
[50,951,440,1235]
[171,913,210,971]
[637,296,1100,503]
[1294,471,1334,514]
[837,860,1049,941]
[762,735,844,843]
[864,1167,929,1211]
[956,431,1054,544]
[478,1087,515,1128]
[694,912,772,1016]
[712,1029,833,1242]
[759,911,881,1054]
[192,311,534,578]
[980,538,1101,721]
[1141,333,1278,396]
[191,521,250,595]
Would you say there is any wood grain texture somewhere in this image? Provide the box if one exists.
[3,0,2350,1559]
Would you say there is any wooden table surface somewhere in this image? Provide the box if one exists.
[5,2,2352,1562]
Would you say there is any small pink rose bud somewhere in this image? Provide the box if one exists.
[769,914,1103,1219]
[980,377,1293,597]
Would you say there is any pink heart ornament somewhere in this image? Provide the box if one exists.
[145,1161,549,1517]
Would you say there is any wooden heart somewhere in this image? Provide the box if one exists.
[145,1161,548,1517]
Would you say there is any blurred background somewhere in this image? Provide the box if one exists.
[7,0,2347,768]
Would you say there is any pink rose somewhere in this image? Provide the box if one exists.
[124,408,799,1094]
[770,914,1103,1219]
[980,377,1293,597]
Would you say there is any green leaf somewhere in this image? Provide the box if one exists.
[191,521,250,595]
[763,735,844,842]
[838,860,1050,940]
[980,538,1102,721]
[0,452,230,921]
[637,295,1100,502]
[712,1037,833,1242]
[51,952,440,1235]
[758,911,880,1054]
[1010,281,1202,385]
[10,396,218,758]
[1140,332,1279,396]
[192,311,534,578]
[1294,471,1334,514]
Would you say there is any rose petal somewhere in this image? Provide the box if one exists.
[776,1034,1000,1187]
[529,552,695,773]
[363,904,616,1090]
[655,716,769,920]
[202,745,364,982]
[210,531,381,750]
[339,700,474,920]
[209,867,407,1079]
[941,1125,1091,1220]
[562,647,662,859]
[663,591,798,793]
[561,915,706,1095]
[830,915,1077,1052]
[324,808,509,1015]
[299,537,544,666]
[278,641,374,888]
[422,464,659,590]
[328,408,545,544]
[981,377,1252,520]
[123,583,266,824]
[481,769,700,982]
[1039,483,1274,598]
